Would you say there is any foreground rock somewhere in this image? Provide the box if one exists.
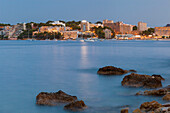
[121,73,163,88]
[97,66,129,75]
[136,101,170,113]
[140,101,162,112]
[132,108,142,113]
[64,100,87,111]
[36,90,77,106]
[133,101,170,113]
[121,108,129,113]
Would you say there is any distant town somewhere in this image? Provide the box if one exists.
[0,20,170,41]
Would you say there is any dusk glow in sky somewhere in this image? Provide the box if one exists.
[0,0,170,27]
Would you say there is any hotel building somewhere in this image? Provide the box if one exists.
[80,20,90,32]
[63,31,78,39]
[138,22,148,31]
[155,26,170,36]
[103,20,133,34]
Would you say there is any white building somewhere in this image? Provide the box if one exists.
[50,21,65,27]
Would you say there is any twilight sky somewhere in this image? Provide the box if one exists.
[0,0,170,27]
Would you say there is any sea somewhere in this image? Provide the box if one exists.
[0,40,169,113]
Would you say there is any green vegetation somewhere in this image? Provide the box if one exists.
[133,26,137,31]
[0,35,3,39]
[18,29,35,39]
[0,23,10,26]
[92,26,115,39]
[162,36,170,39]
[66,21,81,30]
[34,32,62,40]
[93,26,105,38]
[0,35,8,40]
[140,28,155,36]
[18,29,62,40]
[95,21,102,24]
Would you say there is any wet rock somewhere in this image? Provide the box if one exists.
[162,104,170,107]
[136,85,170,101]
[36,90,77,106]
[121,108,129,113]
[97,66,128,75]
[134,101,170,113]
[136,89,168,96]
[163,94,170,101]
[152,74,165,81]
[121,73,162,88]
[140,101,163,112]
[129,70,137,73]
[64,100,87,111]
[132,108,142,113]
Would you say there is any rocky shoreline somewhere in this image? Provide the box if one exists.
[36,66,169,112]
[98,66,169,113]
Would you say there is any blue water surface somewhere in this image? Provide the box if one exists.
[0,40,169,113]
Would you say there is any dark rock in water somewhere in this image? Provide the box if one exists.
[97,66,128,75]
[136,85,170,95]
[163,94,170,101]
[140,101,162,112]
[136,85,170,101]
[152,74,165,81]
[36,90,77,106]
[121,73,163,88]
[121,108,129,113]
[129,70,137,73]
[136,89,168,96]
[64,100,87,111]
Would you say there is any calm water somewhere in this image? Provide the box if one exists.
[0,40,169,113]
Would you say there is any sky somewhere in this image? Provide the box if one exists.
[0,0,170,27]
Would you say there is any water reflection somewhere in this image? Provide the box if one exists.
[80,46,88,67]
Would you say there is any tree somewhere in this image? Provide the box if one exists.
[59,20,65,23]
[91,26,115,39]
[46,20,54,24]
[0,23,10,26]
[33,32,62,40]
[133,26,137,31]
[162,36,165,39]
[141,28,155,36]
[95,21,102,24]
[66,21,81,30]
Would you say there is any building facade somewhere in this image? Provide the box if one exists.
[138,22,148,31]
[50,21,66,27]
[103,29,112,39]
[38,26,71,33]
[103,19,114,24]
[63,31,78,39]
[155,27,170,36]
[80,20,90,32]
[103,20,133,34]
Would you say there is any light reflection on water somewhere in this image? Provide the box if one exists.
[0,40,169,113]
